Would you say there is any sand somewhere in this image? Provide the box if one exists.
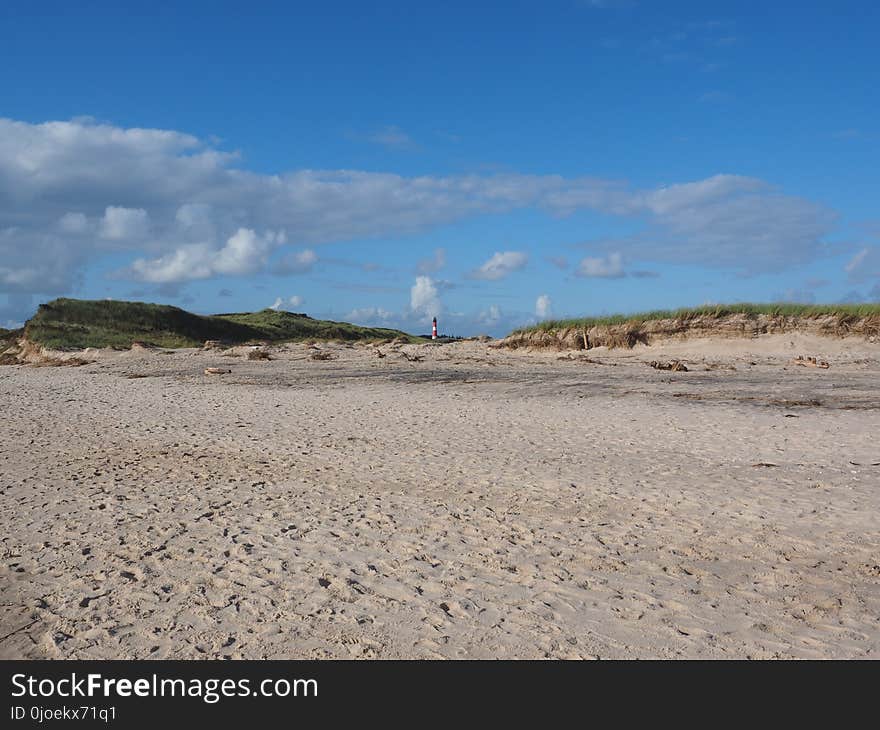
[1,335,878,659]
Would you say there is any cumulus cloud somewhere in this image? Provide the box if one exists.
[470,251,528,280]
[576,252,625,278]
[128,245,214,284]
[269,295,304,311]
[0,118,841,302]
[128,228,285,283]
[410,276,442,320]
[215,228,284,275]
[100,206,149,241]
[535,294,552,318]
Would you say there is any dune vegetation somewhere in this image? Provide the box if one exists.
[497,302,880,350]
[515,303,880,334]
[22,298,419,350]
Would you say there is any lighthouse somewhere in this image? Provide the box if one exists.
[432,317,438,340]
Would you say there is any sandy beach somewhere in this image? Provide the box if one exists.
[1,335,878,659]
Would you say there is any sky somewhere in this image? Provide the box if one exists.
[1,0,879,336]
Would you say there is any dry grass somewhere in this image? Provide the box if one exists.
[517,302,880,335]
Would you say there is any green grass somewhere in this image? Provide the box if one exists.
[515,302,880,334]
[216,309,420,344]
[25,298,420,349]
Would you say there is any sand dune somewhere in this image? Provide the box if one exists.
[1,336,878,659]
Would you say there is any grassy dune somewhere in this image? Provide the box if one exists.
[25,298,419,349]
[516,303,880,334]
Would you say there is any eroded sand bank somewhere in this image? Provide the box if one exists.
[1,336,878,658]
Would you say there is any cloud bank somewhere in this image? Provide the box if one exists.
[0,117,840,311]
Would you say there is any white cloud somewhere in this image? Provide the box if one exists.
[128,227,284,283]
[128,244,213,283]
[640,175,762,216]
[0,118,840,299]
[576,252,625,278]
[100,206,149,241]
[417,247,446,274]
[410,276,442,320]
[535,294,552,318]
[269,294,304,311]
[471,251,528,280]
[215,227,283,276]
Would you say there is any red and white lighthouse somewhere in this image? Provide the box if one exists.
[432,317,438,340]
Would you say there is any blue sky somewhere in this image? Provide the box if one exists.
[1,1,878,335]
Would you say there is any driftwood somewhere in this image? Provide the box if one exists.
[204,367,231,375]
[649,360,688,372]
[791,355,830,369]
